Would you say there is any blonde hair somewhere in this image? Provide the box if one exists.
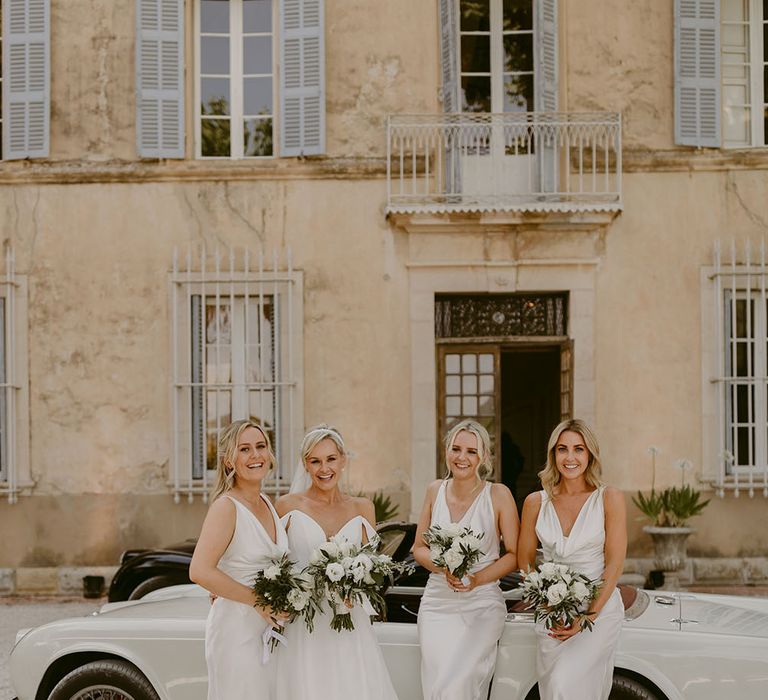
[300,424,346,464]
[210,420,275,501]
[444,419,494,481]
[538,419,603,496]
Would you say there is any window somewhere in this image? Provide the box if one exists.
[0,250,30,504]
[705,240,768,496]
[170,248,303,501]
[721,0,768,147]
[196,0,275,158]
[675,0,768,147]
[1,0,51,160]
[458,0,534,114]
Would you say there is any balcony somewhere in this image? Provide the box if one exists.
[386,112,622,224]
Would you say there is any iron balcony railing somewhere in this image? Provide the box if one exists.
[386,112,622,214]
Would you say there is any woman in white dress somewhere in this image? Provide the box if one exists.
[413,419,520,700]
[189,420,289,700]
[518,419,626,700]
[274,425,398,700]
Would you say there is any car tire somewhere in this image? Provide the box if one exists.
[610,673,664,700]
[524,673,664,700]
[49,659,160,700]
[128,575,179,600]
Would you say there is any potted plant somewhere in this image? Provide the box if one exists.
[633,449,710,590]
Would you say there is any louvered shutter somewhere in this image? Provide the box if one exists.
[535,0,558,193]
[535,0,557,112]
[439,0,458,112]
[280,0,325,156]
[2,0,50,160]
[136,0,184,158]
[674,0,720,147]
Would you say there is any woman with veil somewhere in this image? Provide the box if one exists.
[274,425,399,700]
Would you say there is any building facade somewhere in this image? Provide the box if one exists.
[0,0,767,577]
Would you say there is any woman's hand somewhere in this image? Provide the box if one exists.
[445,570,476,592]
[548,611,596,640]
[255,604,290,628]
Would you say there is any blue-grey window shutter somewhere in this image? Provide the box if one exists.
[280,0,325,156]
[136,0,185,158]
[439,0,459,112]
[674,0,720,147]
[2,0,50,160]
[535,0,558,113]
[535,0,558,193]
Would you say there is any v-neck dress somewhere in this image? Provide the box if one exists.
[534,487,623,700]
[417,480,506,700]
[274,510,399,700]
[205,493,289,700]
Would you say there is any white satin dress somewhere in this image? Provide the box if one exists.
[534,487,623,700]
[418,481,506,700]
[205,493,288,700]
[275,510,399,700]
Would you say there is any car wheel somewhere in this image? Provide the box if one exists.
[49,659,160,700]
[610,673,664,700]
[127,575,179,600]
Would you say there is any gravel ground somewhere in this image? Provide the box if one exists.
[0,597,102,700]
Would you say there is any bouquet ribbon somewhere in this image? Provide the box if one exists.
[261,623,287,665]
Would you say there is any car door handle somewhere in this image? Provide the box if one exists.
[401,604,419,618]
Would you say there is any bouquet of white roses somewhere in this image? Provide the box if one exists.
[521,562,602,632]
[252,552,318,656]
[306,534,412,632]
[423,523,485,584]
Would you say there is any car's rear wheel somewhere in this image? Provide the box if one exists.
[48,659,160,700]
[524,672,665,700]
[127,575,179,600]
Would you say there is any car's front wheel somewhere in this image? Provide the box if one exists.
[48,659,160,700]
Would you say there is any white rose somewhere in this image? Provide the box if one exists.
[309,549,323,565]
[353,553,374,571]
[540,562,558,580]
[546,581,568,606]
[560,572,572,585]
[325,562,345,582]
[340,542,356,557]
[570,581,589,602]
[443,548,465,573]
[287,588,309,611]
[263,564,281,581]
[351,565,367,583]
[442,523,462,538]
[429,546,444,565]
[525,571,541,586]
[320,541,340,558]
[341,556,355,572]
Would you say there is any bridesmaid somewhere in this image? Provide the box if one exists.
[517,419,626,700]
[189,420,288,699]
[413,419,519,700]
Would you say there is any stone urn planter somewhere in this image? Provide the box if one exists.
[643,525,695,591]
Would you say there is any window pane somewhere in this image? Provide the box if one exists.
[243,0,272,33]
[446,396,461,416]
[504,74,534,112]
[446,375,461,394]
[201,118,231,156]
[244,77,273,114]
[461,34,490,73]
[201,36,230,75]
[478,395,494,416]
[462,375,477,394]
[462,354,477,373]
[737,383,750,419]
[445,354,460,374]
[249,389,274,429]
[201,77,231,115]
[479,374,493,393]
[735,342,749,376]
[503,0,533,30]
[244,35,272,74]
[459,0,490,32]
[504,34,533,72]
[201,0,230,33]
[737,426,751,466]
[244,118,273,156]
[462,76,491,112]
[722,23,749,47]
[463,396,478,414]
[479,353,493,372]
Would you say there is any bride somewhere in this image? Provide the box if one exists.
[274,425,399,700]
[517,419,626,700]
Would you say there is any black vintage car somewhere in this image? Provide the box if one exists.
[108,521,524,621]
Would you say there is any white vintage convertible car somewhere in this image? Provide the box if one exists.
[9,584,768,700]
